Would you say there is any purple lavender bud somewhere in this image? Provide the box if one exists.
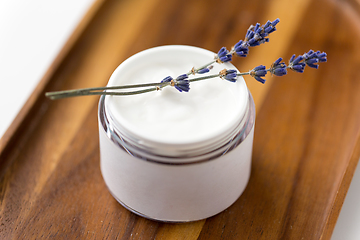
[305,50,316,58]
[271,18,280,26]
[224,69,238,82]
[253,23,260,32]
[266,19,280,34]
[161,76,173,83]
[274,57,282,66]
[273,68,287,76]
[217,47,227,56]
[292,65,305,72]
[250,28,266,47]
[197,68,210,74]
[176,74,188,81]
[289,54,306,73]
[267,28,276,34]
[250,65,267,84]
[302,50,327,68]
[233,40,249,57]
[244,19,279,47]
[245,29,255,41]
[175,80,190,92]
[316,51,327,62]
[264,20,272,29]
[216,47,232,63]
[292,55,304,65]
[270,57,287,76]
[254,76,266,84]
[255,25,262,34]
[174,74,190,92]
[248,38,259,47]
[303,50,320,69]
[289,54,295,63]
[253,65,267,73]
[264,26,273,34]
[306,58,319,67]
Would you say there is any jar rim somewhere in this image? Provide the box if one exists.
[105,45,248,146]
[98,92,255,164]
[103,45,250,158]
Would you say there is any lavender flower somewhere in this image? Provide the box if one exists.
[197,67,210,74]
[161,76,173,83]
[230,19,279,59]
[173,74,190,92]
[233,40,249,57]
[246,18,280,47]
[303,50,318,68]
[250,65,267,84]
[317,51,327,63]
[288,54,306,73]
[220,69,238,82]
[245,27,255,44]
[216,47,232,63]
[303,50,327,69]
[270,57,287,76]
[189,66,213,75]
[264,19,280,33]
[160,75,189,92]
[248,23,268,47]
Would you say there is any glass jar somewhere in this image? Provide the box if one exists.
[98,45,255,222]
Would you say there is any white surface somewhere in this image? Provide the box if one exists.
[331,161,360,240]
[0,0,359,237]
[0,0,95,138]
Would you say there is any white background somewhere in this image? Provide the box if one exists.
[0,0,95,138]
[0,1,358,238]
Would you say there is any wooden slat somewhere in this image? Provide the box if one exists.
[198,0,360,239]
[1,0,360,239]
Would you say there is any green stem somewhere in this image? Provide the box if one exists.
[46,87,158,100]
[45,69,252,100]
[47,82,166,95]
[186,60,216,75]
[46,82,169,99]
[189,74,219,82]
[237,72,251,76]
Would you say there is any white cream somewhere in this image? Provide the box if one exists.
[105,45,248,148]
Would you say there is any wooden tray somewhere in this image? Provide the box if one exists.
[1,0,360,239]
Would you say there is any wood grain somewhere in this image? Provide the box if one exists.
[1,0,360,239]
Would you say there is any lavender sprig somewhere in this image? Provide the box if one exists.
[45,19,328,100]
[46,50,327,99]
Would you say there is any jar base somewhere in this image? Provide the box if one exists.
[108,188,202,223]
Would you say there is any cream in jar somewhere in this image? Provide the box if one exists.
[98,45,255,222]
